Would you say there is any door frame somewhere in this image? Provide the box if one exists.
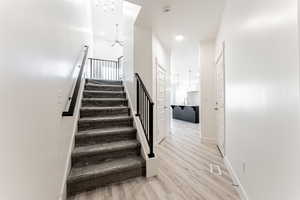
[155,58,168,144]
[215,42,226,157]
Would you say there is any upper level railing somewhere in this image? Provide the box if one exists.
[135,73,155,158]
[62,45,89,117]
[88,57,123,81]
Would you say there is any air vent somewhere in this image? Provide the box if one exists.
[209,163,222,176]
[162,6,171,13]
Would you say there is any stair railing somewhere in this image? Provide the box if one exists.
[135,73,155,158]
[88,56,123,81]
[62,45,89,117]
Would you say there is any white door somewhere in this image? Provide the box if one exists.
[157,63,167,143]
[216,43,225,157]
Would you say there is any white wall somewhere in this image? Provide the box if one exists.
[93,36,123,60]
[134,25,153,95]
[217,0,300,199]
[133,27,171,144]
[122,1,141,108]
[91,0,123,60]
[171,43,200,105]
[200,40,217,142]
[0,1,92,200]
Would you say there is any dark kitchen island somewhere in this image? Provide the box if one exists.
[171,105,199,123]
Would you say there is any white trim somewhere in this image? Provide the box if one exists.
[215,41,226,156]
[123,81,159,177]
[155,59,168,144]
[59,77,86,200]
[200,136,217,144]
[224,156,249,200]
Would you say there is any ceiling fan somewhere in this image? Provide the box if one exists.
[111,24,125,47]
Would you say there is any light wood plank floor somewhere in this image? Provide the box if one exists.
[69,120,240,200]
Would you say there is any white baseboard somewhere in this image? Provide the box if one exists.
[59,78,86,200]
[146,157,159,177]
[201,136,217,144]
[224,156,249,200]
[123,81,159,178]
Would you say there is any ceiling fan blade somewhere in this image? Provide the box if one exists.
[117,41,125,47]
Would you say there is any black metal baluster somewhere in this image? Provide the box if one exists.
[146,99,148,138]
[110,61,112,80]
[144,92,146,133]
[149,102,154,157]
[106,61,108,80]
[111,61,113,80]
[117,61,119,80]
[96,60,98,79]
[94,59,96,79]
[100,60,102,79]
[107,62,110,80]
[92,59,95,79]
[136,80,139,116]
[141,87,143,122]
[90,59,92,79]
[134,73,155,158]
[98,60,100,79]
[103,60,105,80]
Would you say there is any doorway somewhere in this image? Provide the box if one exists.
[156,62,167,143]
[215,42,226,157]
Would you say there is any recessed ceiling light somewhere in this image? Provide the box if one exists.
[175,35,184,41]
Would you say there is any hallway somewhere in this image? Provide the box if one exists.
[70,120,240,200]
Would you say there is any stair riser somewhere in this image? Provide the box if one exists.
[82,100,128,107]
[85,85,124,91]
[72,148,140,168]
[75,131,136,147]
[78,119,133,131]
[67,167,146,197]
[87,79,122,85]
[83,92,126,99]
[80,108,129,118]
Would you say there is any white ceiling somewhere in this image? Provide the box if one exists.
[127,0,225,47]
[91,0,123,41]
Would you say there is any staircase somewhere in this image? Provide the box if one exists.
[67,79,145,197]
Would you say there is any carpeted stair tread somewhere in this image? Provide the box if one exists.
[82,98,127,101]
[83,90,125,94]
[67,77,145,197]
[80,106,129,111]
[74,127,137,146]
[85,83,124,88]
[76,127,136,138]
[68,156,145,184]
[84,83,124,91]
[81,98,128,107]
[79,115,133,122]
[72,140,140,157]
[83,90,126,98]
[86,79,122,85]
